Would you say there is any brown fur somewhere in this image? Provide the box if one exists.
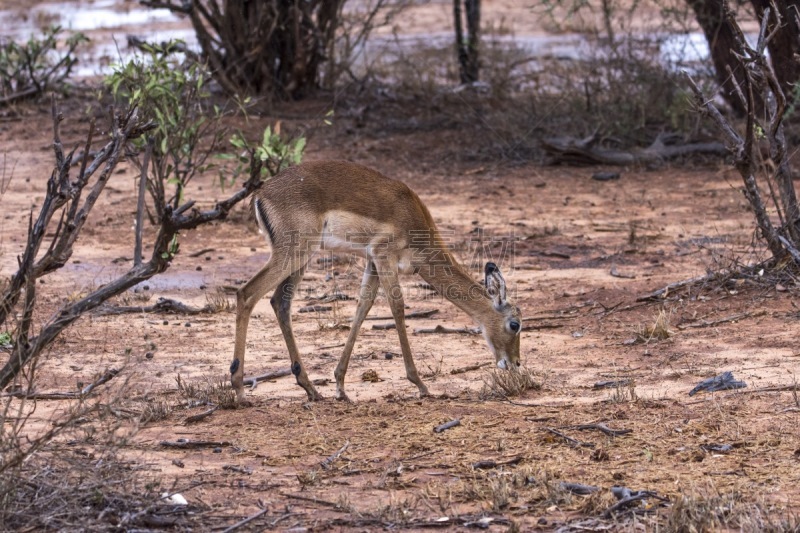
[230,160,522,403]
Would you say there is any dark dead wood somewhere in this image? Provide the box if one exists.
[604,487,669,517]
[472,456,523,470]
[283,493,342,508]
[298,305,332,313]
[593,379,632,390]
[450,362,492,375]
[433,419,461,433]
[0,87,39,106]
[320,440,350,470]
[188,247,216,258]
[561,423,632,437]
[222,465,253,475]
[414,325,480,335]
[637,273,715,301]
[244,368,292,390]
[688,371,747,396]
[160,439,232,449]
[677,309,766,330]
[95,297,214,316]
[2,368,120,399]
[610,266,636,279]
[542,135,728,166]
[560,482,600,495]
[372,322,397,330]
[134,140,152,267]
[543,427,595,448]
[184,405,218,424]
[736,384,799,394]
[365,309,440,321]
[221,508,268,533]
[521,323,565,331]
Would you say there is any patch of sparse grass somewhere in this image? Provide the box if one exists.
[635,308,673,344]
[175,374,237,410]
[137,397,174,423]
[479,367,543,399]
[205,287,234,312]
[608,378,638,404]
[421,355,444,379]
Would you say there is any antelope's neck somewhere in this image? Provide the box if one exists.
[415,246,493,324]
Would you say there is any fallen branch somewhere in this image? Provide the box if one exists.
[414,325,480,335]
[221,508,268,533]
[283,493,341,508]
[543,427,595,448]
[593,379,632,390]
[320,440,350,470]
[450,362,492,375]
[2,368,120,400]
[160,439,231,449]
[365,309,440,321]
[561,423,632,437]
[542,134,727,166]
[433,419,461,433]
[95,297,215,316]
[222,465,253,475]
[184,405,218,424]
[188,247,216,258]
[560,482,600,495]
[244,368,292,390]
[604,486,669,518]
[688,371,747,396]
[472,456,523,470]
[637,273,716,301]
[677,310,766,330]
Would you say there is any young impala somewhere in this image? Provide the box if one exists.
[230,160,522,403]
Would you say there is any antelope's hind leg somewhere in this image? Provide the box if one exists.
[231,249,308,404]
[334,260,380,402]
[271,266,322,401]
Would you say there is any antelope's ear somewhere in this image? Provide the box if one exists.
[484,262,507,309]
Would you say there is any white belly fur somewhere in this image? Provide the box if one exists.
[321,210,414,274]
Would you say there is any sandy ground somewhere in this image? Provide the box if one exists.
[2,95,800,530]
[1,1,798,530]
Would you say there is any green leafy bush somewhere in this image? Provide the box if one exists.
[105,41,227,219]
[0,26,88,104]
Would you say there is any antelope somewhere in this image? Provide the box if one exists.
[230,160,522,403]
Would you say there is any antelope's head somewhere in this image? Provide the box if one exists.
[481,262,522,370]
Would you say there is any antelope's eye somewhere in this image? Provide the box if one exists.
[509,320,521,333]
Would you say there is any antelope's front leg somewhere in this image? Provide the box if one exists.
[375,258,430,397]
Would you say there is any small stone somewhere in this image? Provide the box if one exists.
[196,266,202,271]
[213,447,222,453]
[145,352,154,359]
[162,320,168,325]
[185,322,191,327]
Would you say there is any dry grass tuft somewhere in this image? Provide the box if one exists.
[205,287,234,312]
[480,367,543,399]
[608,378,638,404]
[176,374,237,409]
[635,308,674,344]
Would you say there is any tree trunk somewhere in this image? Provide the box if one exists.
[751,0,800,102]
[148,0,345,101]
[454,0,480,84]
[686,0,747,115]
